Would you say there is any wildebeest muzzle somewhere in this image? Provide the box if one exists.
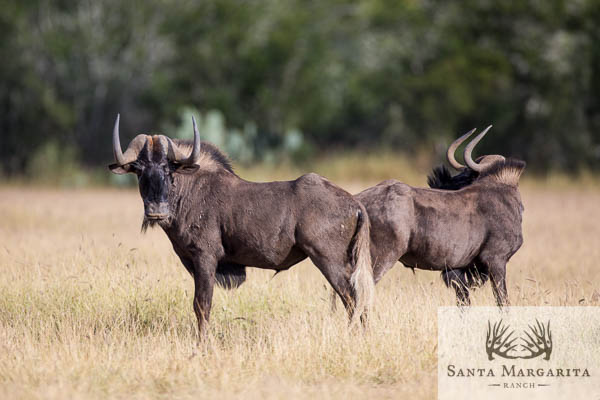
[144,201,169,220]
[140,166,170,220]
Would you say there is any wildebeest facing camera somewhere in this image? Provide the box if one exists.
[109,114,375,337]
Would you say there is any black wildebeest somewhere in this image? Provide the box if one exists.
[356,126,525,306]
[108,115,374,336]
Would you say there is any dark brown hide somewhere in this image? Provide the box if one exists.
[358,158,526,306]
[109,126,374,336]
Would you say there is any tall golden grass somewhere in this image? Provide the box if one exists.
[1,178,599,399]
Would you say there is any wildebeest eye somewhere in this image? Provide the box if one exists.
[127,161,144,175]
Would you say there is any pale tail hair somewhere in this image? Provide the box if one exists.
[349,203,375,325]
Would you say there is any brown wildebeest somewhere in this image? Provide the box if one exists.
[108,115,374,336]
[355,126,525,306]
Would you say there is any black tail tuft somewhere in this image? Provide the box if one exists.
[215,262,246,289]
[427,165,479,190]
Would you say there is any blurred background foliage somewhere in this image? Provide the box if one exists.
[2,0,600,184]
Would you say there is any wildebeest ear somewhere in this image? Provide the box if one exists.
[173,164,200,174]
[108,163,133,175]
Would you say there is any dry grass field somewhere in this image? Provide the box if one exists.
[1,178,599,399]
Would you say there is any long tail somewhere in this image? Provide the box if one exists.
[349,203,375,324]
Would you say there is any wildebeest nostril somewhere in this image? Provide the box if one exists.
[145,202,169,217]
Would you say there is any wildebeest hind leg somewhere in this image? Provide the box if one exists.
[328,283,368,327]
[329,256,396,314]
[311,257,356,320]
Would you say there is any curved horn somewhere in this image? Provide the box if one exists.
[186,115,201,165]
[464,125,493,172]
[170,116,202,164]
[112,114,127,166]
[112,114,148,165]
[447,128,476,170]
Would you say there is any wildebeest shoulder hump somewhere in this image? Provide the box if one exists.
[357,180,411,203]
[386,181,412,196]
[376,179,400,187]
[295,172,327,186]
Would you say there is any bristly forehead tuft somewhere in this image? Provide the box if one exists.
[149,135,167,162]
[141,135,174,163]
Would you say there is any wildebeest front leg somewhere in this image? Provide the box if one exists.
[192,255,217,339]
[488,260,509,307]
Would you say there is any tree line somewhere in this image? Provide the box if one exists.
[2,0,599,178]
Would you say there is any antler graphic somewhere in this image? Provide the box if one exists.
[521,319,552,360]
[486,320,520,360]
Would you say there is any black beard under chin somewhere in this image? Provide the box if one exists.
[141,217,169,233]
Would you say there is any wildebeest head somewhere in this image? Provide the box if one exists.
[428,126,512,190]
[108,114,201,227]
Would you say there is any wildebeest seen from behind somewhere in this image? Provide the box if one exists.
[108,115,374,336]
[356,126,525,306]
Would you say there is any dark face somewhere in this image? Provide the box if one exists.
[109,149,198,229]
[135,159,172,220]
